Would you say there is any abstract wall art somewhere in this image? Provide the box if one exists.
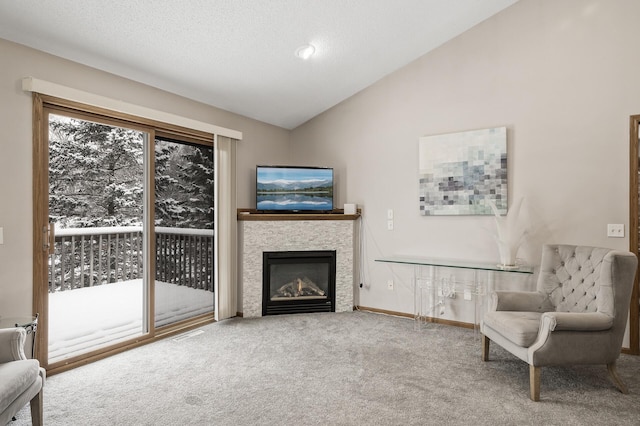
[418,127,507,216]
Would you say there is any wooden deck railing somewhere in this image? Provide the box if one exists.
[155,227,214,292]
[49,226,214,293]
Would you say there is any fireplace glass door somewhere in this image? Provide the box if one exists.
[263,251,336,315]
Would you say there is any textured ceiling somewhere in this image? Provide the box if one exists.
[0,0,519,129]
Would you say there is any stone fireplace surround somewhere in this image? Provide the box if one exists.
[238,210,359,318]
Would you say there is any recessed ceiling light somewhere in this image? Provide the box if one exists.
[295,44,315,60]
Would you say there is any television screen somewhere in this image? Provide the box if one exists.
[256,165,334,212]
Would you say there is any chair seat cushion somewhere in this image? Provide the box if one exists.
[483,311,542,348]
[0,359,40,413]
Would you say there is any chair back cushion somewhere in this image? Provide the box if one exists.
[0,328,27,363]
[537,245,614,314]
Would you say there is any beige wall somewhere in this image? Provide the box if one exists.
[0,38,290,317]
[3,0,639,329]
[290,0,640,315]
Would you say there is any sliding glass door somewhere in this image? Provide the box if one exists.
[154,137,214,328]
[47,112,147,363]
[33,97,217,370]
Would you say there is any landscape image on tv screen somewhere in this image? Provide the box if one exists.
[256,166,333,211]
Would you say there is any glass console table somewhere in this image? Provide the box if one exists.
[375,256,533,332]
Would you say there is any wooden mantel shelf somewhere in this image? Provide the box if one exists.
[237,208,361,221]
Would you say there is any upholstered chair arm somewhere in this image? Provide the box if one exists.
[540,311,613,332]
[490,291,551,312]
[529,311,616,363]
[0,328,27,362]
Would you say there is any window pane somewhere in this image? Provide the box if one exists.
[154,137,214,328]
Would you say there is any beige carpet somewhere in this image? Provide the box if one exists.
[13,311,640,425]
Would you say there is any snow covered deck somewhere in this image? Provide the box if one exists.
[48,279,213,363]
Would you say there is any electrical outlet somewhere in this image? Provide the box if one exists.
[387,280,394,290]
[607,224,624,238]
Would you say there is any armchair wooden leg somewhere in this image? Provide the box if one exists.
[482,334,490,361]
[30,389,43,426]
[607,361,629,394]
[529,365,541,401]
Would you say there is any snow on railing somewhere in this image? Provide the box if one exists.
[49,226,214,293]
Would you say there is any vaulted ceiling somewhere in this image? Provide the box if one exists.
[0,0,519,129]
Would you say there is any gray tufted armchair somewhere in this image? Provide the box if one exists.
[481,244,638,401]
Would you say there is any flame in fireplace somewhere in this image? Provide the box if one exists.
[272,276,326,300]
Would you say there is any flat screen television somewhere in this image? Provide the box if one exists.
[256,165,334,212]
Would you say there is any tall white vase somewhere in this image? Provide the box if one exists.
[490,197,526,267]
